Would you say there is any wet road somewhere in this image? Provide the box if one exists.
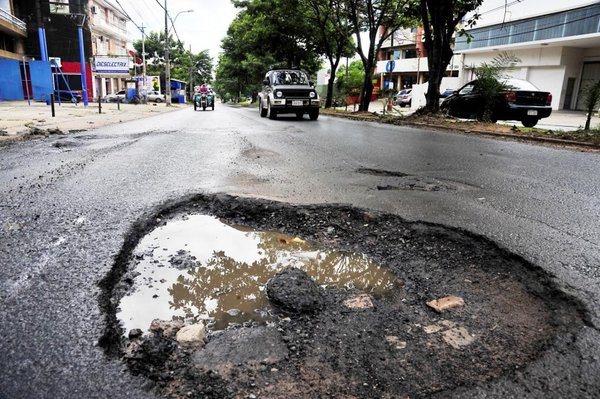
[1,104,599,398]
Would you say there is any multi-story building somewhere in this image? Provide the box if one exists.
[376,26,460,93]
[10,0,93,101]
[0,0,27,61]
[88,0,130,98]
[1,0,131,102]
[455,1,600,111]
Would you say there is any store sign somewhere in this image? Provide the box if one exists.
[94,57,129,75]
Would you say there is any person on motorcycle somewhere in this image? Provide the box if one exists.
[199,84,209,94]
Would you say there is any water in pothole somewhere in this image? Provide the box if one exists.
[118,214,398,334]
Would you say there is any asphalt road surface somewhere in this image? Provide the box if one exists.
[1,104,599,398]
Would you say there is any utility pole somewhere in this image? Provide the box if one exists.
[76,14,89,106]
[164,0,171,106]
[188,44,193,100]
[141,23,147,100]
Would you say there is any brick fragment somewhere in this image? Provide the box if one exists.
[426,296,465,313]
[343,293,374,309]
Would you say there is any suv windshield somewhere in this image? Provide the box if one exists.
[272,70,309,86]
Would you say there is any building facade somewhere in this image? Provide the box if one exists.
[455,1,600,111]
[1,0,131,102]
[0,0,26,61]
[376,26,460,93]
[88,0,129,99]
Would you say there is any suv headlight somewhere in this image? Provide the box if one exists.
[309,92,316,98]
[275,91,283,98]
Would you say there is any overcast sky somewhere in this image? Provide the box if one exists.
[116,0,596,62]
[117,0,239,62]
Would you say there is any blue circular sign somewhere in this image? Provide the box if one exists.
[386,60,395,73]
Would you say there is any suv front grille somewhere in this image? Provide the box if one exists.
[282,89,312,98]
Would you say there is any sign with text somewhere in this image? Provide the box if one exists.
[94,57,129,75]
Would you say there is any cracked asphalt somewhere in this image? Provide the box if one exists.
[0,104,599,398]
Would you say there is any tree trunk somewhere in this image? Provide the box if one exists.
[359,58,375,112]
[360,76,374,112]
[421,0,456,113]
[325,58,341,108]
[585,113,592,130]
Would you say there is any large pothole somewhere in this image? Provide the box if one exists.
[99,194,586,399]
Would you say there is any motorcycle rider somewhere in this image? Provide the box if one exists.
[199,84,209,94]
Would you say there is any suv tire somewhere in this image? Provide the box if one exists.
[259,100,267,117]
[267,101,277,120]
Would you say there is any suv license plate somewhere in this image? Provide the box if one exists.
[527,110,538,116]
[292,100,303,106]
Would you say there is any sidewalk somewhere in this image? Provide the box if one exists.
[0,100,182,141]
[366,100,600,131]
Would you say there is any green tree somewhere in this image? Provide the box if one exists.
[335,60,365,98]
[582,80,600,131]
[302,0,355,108]
[344,0,416,112]
[473,52,520,122]
[133,32,212,88]
[216,0,322,99]
[416,0,483,112]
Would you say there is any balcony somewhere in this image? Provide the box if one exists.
[0,8,27,37]
[376,57,460,74]
[90,15,128,42]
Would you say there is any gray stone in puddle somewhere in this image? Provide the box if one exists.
[266,267,322,314]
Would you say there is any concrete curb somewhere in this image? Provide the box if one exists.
[0,101,183,144]
[320,110,600,151]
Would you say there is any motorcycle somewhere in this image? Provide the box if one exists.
[193,91,215,111]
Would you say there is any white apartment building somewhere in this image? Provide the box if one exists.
[454,1,600,111]
[89,0,129,98]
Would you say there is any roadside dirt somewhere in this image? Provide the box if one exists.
[321,109,600,151]
[99,194,587,398]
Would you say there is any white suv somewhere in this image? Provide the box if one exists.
[258,69,320,120]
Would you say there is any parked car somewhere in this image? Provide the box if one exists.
[103,90,127,103]
[439,88,455,98]
[54,89,82,103]
[146,90,165,103]
[393,89,412,107]
[258,68,320,120]
[440,78,552,127]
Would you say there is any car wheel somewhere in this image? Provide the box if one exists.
[521,117,538,128]
[267,101,277,120]
[155,98,162,103]
[260,100,268,117]
[309,109,319,121]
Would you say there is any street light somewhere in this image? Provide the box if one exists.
[170,10,194,34]
[164,3,193,106]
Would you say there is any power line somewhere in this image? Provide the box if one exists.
[477,0,525,16]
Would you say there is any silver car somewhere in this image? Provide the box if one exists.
[146,91,165,103]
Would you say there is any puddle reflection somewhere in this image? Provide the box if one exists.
[118,215,397,333]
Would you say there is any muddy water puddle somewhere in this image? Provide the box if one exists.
[118,214,397,334]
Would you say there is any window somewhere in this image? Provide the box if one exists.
[459,83,476,95]
[49,0,69,14]
[0,0,10,12]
